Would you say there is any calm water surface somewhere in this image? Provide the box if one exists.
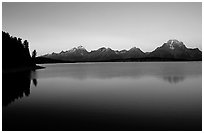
[3,62,202,131]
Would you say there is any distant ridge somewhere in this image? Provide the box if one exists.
[36,39,202,63]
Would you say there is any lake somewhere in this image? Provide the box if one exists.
[2,62,202,131]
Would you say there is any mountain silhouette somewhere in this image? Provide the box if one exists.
[148,39,202,60]
[38,39,202,63]
[88,47,120,61]
[121,47,145,59]
[38,40,201,62]
[43,45,88,62]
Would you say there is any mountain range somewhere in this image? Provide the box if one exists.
[37,39,202,63]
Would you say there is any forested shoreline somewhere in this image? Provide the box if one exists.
[2,31,44,73]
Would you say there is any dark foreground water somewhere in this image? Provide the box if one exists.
[2,62,202,131]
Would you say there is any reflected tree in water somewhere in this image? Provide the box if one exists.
[32,79,38,87]
[2,70,38,106]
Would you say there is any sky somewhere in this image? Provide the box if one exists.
[2,2,202,55]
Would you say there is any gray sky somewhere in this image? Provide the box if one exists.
[2,2,202,55]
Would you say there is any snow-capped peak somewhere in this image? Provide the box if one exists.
[98,47,112,52]
[130,47,139,50]
[166,39,182,50]
[120,50,127,54]
[68,47,77,53]
[77,45,86,50]
[169,41,175,50]
[167,39,180,44]
[67,45,87,53]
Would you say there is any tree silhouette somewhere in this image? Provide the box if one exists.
[23,40,29,48]
[32,50,37,58]
[2,31,36,69]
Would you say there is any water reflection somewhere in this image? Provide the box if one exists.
[37,62,201,84]
[31,70,38,86]
[3,62,201,107]
[2,62,202,131]
[162,75,185,84]
[32,79,38,86]
[2,70,37,106]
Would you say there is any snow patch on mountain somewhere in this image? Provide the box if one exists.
[169,40,175,50]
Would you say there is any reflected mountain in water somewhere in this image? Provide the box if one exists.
[2,63,202,131]
[2,70,37,106]
[36,63,199,84]
[162,75,185,84]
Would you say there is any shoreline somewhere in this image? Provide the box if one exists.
[2,65,45,74]
[36,60,202,64]
[36,56,202,64]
